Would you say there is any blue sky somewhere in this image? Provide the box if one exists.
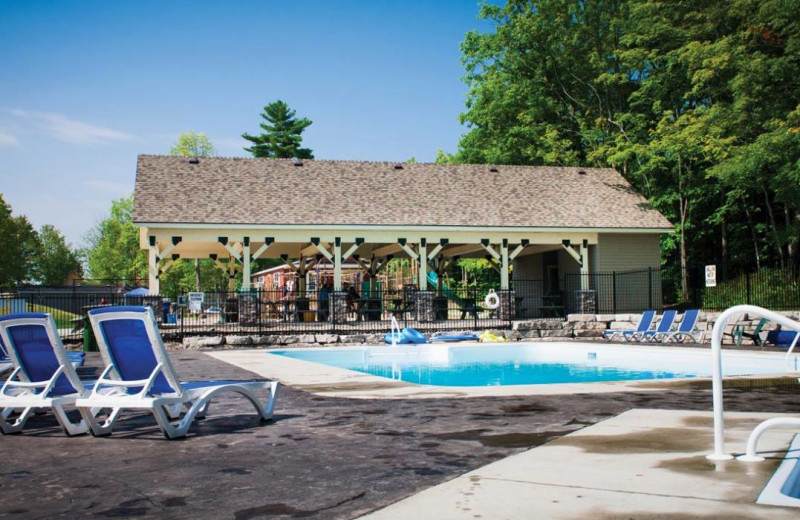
[0,1,491,247]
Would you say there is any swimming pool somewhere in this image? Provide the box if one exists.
[268,342,794,387]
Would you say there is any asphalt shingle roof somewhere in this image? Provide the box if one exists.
[133,155,672,230]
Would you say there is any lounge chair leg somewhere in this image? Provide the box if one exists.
[52,405,89,436]
[86,408,121,437]
[0,406,34,434]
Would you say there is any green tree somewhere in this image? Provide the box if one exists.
[0,194,40,289]
[168,130,215,157]
[84,195,147,284]
[242,100,314,159]
[36,224,82,286]
[457,0,800,294]
[168,132,218,291]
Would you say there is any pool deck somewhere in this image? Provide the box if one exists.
[208,344,797,399]
[2,345,799,519]
[358,408,800,519]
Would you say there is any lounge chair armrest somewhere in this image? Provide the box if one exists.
[0,367,23,395]
[90,362,168,399]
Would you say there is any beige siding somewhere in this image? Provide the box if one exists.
[596,233,662,311]
[596,233,661,272]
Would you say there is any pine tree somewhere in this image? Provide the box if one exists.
[242,100,314,159]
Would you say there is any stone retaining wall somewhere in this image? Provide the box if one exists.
[180,310,793,349]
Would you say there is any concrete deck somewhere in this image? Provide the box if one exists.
[359,409,800,519]
[2,349,799,519]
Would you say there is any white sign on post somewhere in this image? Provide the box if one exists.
[705,265,717,287]
[188,292,204,313]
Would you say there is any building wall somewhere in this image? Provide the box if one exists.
[594,233,662,312]
[513,234,663,315]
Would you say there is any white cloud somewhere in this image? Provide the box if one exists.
[0,131,20,147]
[8,109,133,146]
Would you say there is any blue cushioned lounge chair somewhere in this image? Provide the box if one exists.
[0,313,100,435]
[640,309,678,342]
[602,310,656,342]
[660,309,704,343]
[76,306,279,439]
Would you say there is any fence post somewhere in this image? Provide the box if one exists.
[746,271,751,305]
[612,271,617,315]
[648,267,653,310]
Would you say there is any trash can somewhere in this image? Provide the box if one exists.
[162,300,171,322]
[83,315,98,352]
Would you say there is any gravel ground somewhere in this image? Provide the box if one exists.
[1,350,799,520]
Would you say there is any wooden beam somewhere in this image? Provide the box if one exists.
[370,243,404,257]
[481,241,501,261]
[561,240,582,266]
[441,244,483,258]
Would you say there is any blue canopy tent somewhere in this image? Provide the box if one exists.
[124,287,150,297]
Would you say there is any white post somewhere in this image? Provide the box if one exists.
[580,240,589,290]
[500,239,509,289]
[333,237,342,291]
[242,237,251,291]
[418,239,428,290]
[148,247,160,295]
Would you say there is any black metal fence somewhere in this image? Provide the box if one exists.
[689,266,800,311]
[6,266,798,340]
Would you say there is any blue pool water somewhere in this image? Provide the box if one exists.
[269,343,789,387]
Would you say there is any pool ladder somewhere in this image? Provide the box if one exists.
[708,304,800,461]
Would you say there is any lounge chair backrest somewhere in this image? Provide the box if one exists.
[636,310,657,332]
[0,313,82,396]
[677,309,700,332]
[88,306,181,396]
[0,334,8,361]
[654,310,677,332]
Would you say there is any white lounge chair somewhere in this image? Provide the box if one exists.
[76,306,279,439]
[0,312,99,435]
[602,310,656,342]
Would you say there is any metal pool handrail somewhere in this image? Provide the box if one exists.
[707,304,800,461]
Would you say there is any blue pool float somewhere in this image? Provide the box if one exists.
[430,333,480,342]
[384,331,410,344]
[401,327,427,344]
[384,327,427,344]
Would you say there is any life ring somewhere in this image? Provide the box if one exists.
[484,290,500,310]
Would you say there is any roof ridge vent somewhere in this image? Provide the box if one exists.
[488,166,499,172]
[393,163,404,170]
[187,157,200,164]
[292,157,303,167]
[577,169,586,175]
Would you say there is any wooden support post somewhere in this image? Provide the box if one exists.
[242,237,251,291]
[418,238,428,290]
[501,239,509,290]
[333,237,342,291]
[148,246,160,295]
[580,239,589,290]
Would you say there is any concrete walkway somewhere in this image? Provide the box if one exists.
[358,409,800,519]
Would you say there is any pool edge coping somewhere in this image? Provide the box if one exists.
[207,343,800,399]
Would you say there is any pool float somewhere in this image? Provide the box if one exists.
[401,327,427,344]
[430,333,480,342]
[484,289,500,310]
[384,327,427,344]
[384,331,410,344]
[478,331,507,342]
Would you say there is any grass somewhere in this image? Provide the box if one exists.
[25,304,81,329]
